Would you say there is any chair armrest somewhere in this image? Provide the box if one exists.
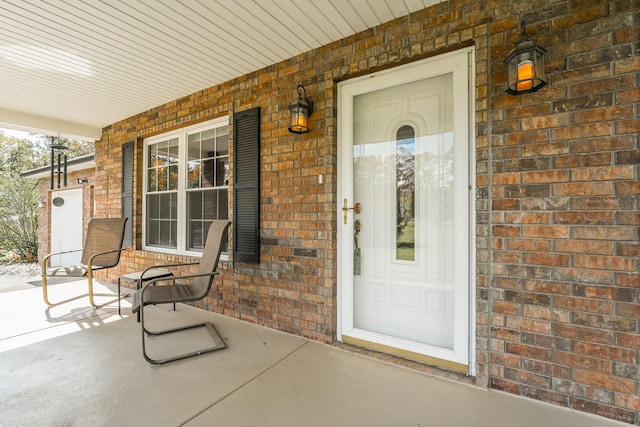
[142,271,220,288]
[41,249,83,273]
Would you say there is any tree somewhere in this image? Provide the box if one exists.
[0,175,39,261]
[0,130,93,262]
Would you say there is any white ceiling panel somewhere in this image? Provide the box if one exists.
[0,0,440,140]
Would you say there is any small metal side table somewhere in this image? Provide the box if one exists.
[118,268,174,320]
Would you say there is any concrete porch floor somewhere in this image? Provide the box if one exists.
[0,266,628,427]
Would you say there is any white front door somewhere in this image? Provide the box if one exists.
[50,188,83,266]
[338,48,473,371]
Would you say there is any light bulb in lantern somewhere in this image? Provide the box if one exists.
[516,59,534,91]
[295,112,307,128]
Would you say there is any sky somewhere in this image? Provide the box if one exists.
[1,128,30,138]
[0,127,48,144]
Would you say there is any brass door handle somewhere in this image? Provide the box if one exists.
[342,199,362,224]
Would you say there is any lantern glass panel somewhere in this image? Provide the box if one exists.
[289,103,309,133]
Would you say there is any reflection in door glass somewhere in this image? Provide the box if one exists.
[396,125,415,261]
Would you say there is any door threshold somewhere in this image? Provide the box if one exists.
[341,335,469,375]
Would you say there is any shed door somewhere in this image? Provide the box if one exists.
[50,188,83,266]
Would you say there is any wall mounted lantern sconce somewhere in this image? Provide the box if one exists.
[49,136,69,190]
[288,83,313,134]
[76,178,88,184]
[505,21,547,95]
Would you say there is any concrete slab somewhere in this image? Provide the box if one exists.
[0,271,629,427]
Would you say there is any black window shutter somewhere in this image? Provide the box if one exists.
[121,141,134,248]
[233,107,260,264]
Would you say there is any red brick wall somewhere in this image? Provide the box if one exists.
[485,2,639,423]
[91,1,638,423]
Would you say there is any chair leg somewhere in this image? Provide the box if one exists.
[87,275,123,309]
[41,271,119,308]
[140,303,226,365]
[42,275,51,306]
[41,274,88,307]
[117,277,121,315]
[88,273,96,308]
[136,279,142,322]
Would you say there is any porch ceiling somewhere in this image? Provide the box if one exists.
[0,0,440,140]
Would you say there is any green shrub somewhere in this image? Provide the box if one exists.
[0,176,38,262]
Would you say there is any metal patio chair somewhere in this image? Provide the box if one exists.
[131,220,230,365]
[41,217,127,308]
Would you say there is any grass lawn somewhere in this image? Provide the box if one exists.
[397,220,415,261]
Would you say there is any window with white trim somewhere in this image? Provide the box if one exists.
[143,117,229,255]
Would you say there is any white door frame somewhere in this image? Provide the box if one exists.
[337,47,476,373]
